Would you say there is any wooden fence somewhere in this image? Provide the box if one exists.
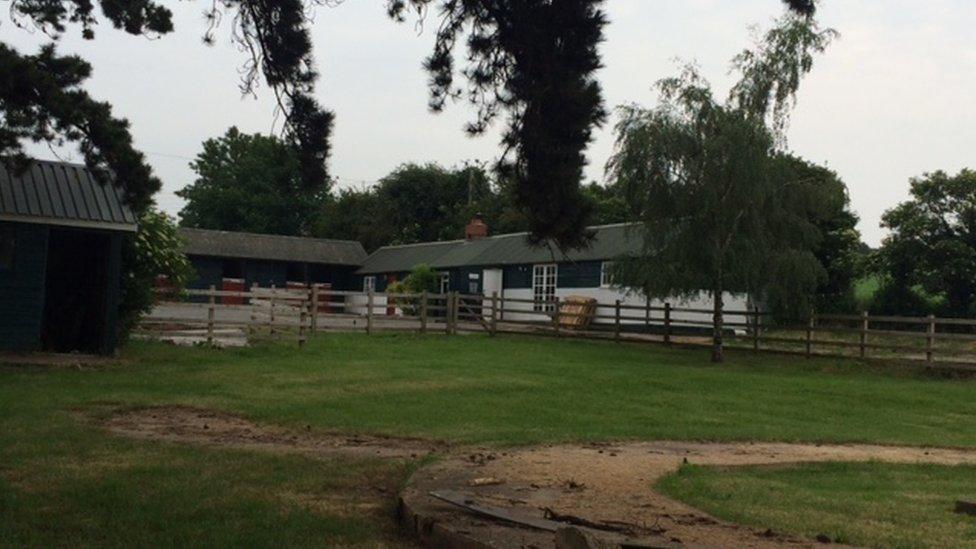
[140,286,976,369]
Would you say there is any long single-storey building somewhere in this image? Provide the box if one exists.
[356,217,748,324]
[179,228,367,291]
[0,159,136,354]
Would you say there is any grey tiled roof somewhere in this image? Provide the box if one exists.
[0,159,137,231]
[358,223,645,274]
[180,228,368,266]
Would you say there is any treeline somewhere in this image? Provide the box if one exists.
[176,127,633,252]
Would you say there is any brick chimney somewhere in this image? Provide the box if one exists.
[465,214,488,241]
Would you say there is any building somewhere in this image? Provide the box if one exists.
[179,228,367,292]
[356,217,749,325]
[0,159,136,354]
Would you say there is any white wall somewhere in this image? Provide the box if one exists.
[497,286,750,333]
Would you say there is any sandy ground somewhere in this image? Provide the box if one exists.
[101,406,976,548]
[404,441,976,548]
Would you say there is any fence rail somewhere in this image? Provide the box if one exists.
[139,285,976,369]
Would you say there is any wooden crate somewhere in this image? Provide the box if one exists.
[558,296,597,329]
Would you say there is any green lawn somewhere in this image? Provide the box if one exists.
[3,333,976,546]
[657,462,976,549]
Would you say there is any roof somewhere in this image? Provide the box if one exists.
[180,228,368,266]
[0,159,137,231]
[358,223,646,274]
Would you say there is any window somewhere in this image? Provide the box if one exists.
[439,272,451,294]
[532,264,557,312]
[0,226,14,270]
[363,275,376,293]
[600,261,615,288]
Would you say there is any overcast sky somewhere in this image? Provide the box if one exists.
[6,0,975,246]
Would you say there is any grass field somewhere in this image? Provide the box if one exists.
[657,462,976,548]
[3,333,976,547]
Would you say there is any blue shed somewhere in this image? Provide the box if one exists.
[0,159,137,354]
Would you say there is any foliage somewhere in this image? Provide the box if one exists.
[870,169,976,317]
[386,264,441,314]
[177,127,327,236]
[730,10,838,140]
[2,0,333,209]
[387,0,607,250]
[119,209,194,343]
[774,155,862,313]
[607,9,835,362]
[387,0,817,249]
[315,162,635,253]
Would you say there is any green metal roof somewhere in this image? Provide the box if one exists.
[0,159,137,231]
[180,228,367,266]
[358,223,645,274]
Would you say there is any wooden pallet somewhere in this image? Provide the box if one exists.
[558,295,597,330]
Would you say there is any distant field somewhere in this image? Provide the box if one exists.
[854,275,881,309]
[3,333,976,546]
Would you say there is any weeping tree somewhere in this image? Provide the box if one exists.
[607,9,837,362]
[387,0,818,250]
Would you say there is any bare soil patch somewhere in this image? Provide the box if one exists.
[401,441,976,548]
[100,407,976,548]
[103,405,448,459]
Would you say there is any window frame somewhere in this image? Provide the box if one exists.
[600,261,615,288]
[363,275,376,293]
[438,272,451,294]
[532,263,557,312]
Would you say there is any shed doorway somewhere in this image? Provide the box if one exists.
[41,229,111,353]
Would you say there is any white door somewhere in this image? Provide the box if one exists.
[482,268,503,320]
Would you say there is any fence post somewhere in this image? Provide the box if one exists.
[269,283,277,338]
[249,282,258,338]
[299,308,307,348]
[752,306,760,351]
[490,291,498,337]
[310,285,319,335]
[664,302,672,345]
[451,291,461,335]
[805,312,814,358]
[207,284,216,346]
[444,292,452,335]
[926,314,935,364]
[420,291,428,334]
[645,296,651,335]
[553,296,561,337]
[366,290,374,335]
[859,311,868,359]
[614,299,622,342]
[499,294,505,321]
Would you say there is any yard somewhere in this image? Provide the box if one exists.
[3,333,976,547]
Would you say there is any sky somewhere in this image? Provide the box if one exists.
[5,0,976,246]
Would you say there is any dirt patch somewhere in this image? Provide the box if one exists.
[401,441,976,548]
[103,405,448,460]
[100,407,976,547]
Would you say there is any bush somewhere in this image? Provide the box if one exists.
[386,264,440,315]
[118,209,194,344]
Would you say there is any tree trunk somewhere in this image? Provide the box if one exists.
[711,289,724,363]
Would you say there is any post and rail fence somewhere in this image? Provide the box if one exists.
[139,285,976,370]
